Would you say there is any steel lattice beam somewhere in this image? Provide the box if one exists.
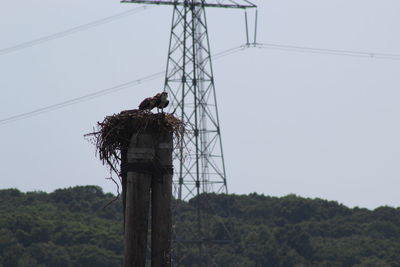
[122,0,256,9]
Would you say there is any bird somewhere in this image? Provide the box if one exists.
[154,92,169,113]
[138,96,157,111]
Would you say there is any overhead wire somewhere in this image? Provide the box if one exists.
[2,41,400,126]
[1,4,398,61]
[1,5,398,61]
[2,40,400,126]
[0,6,150,56]
[1,5,399,125]
[0,44,252,126]
[254,42,400,61]
[0,72,164,126]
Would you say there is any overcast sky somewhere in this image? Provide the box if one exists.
[1,0,399,209]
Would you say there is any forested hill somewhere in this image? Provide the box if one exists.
[1,186,399,267]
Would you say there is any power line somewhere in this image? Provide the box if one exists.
[1,4,399,62]
[255,43,400,60]
[212,44,249,58]
[0,71,163,126]
[0,44,251,126]
[0,6,150,56]
[2,5,399,62]
[2,41,399,125]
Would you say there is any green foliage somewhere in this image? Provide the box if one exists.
[0,186,122,267]
[0,186,399,266]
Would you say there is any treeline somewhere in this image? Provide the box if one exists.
[0,186,399,266]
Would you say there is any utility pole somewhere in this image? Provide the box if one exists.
[121,115,174,267]
[121,0,256,265]
[152,131,174,267]
[123,131,154,267]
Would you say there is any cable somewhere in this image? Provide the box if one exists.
[0,71,163,126]
[0,6,150,56]
[0,44,251,126]
[255,42,400,61]
[212,44,248,59]
[2,5,399,62]
[3,41,399,125]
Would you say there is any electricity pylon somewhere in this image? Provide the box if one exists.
[122,0,256,265]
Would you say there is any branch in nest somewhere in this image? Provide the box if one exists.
[103,176,120,209]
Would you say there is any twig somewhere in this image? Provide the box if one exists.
[103,175,120,209]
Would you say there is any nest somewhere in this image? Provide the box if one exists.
[85,109,185,178]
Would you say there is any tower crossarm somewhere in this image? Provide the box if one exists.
[121,0,256,9]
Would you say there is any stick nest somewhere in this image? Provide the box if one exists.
[85,109,185,177]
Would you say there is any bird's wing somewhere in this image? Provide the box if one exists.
[139,98,149,110]
[155,97,161,107]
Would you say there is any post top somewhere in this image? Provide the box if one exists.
[85,109,184,177]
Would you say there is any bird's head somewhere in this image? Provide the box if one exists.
[160,92,168,101]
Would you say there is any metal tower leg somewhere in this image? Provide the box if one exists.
[165,1,228,203]
[164,2,228,265]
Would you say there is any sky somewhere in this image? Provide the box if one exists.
[1,0,399,209]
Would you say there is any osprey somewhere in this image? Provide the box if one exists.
[155,92,169,113]
[138,96,157,111]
